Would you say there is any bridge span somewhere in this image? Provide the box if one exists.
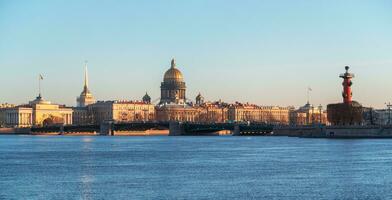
[29,121,274,136]
[168,122,274,136]
[99,121,274,136]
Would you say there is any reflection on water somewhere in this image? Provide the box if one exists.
[82,137,93,143]
[81,174,94,200]
[81,137,94,200]
[1,136,392,199]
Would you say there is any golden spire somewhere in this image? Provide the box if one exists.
[171,58,176,68]
[84,61,88,89]
[81,60,91,95]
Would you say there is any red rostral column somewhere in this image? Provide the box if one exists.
[339,66,355,104]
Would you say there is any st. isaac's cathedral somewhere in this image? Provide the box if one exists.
[155,59,200,122]
[159,59,186,105]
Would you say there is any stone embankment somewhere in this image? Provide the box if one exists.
[274,125,392,138]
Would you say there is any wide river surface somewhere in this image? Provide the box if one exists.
[1,135,392,199]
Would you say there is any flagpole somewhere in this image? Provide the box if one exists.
[307,87,309,104]
[38,74,43,98]
[39,74,41,97]
[307,87,311,104]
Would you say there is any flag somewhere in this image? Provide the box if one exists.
[39,74,43,80]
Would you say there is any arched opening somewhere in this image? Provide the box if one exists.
[42,118,54,126]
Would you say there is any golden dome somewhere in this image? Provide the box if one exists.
[163,59,184,82]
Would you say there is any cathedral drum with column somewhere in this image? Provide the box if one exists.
[159,59,186,105]
[156,59,199,122]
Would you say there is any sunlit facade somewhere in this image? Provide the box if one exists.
[195,100,229,123]
[92,100,155,124]
[227,102,291,125]
[289,103,328,125]
[73,100,155,125]
[0,95,73,127]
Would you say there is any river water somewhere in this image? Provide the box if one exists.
[1,135,392,199]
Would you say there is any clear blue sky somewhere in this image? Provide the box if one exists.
[0,0,391,108]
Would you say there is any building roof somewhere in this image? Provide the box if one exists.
[94,100,152,105]
[163,59,184,82]
[29,95,51,105]
[80,62,93,97]
[228,102,292,110]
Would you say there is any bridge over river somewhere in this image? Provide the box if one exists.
[30,122,274,136]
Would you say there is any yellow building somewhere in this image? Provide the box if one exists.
[73,99,157,125]
[195,98,229,123]
[156,104,199,122]
[87,100,155,124]
[73,99,156,125]
[0,103,16,127]
[29,96,73,126]
[0,95,73,127]
[0,106,32,128]
[289,102,328,125]
[227,102,292,125]
[72,107,92,125]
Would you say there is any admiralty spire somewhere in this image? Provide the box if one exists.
[77,61,96,107]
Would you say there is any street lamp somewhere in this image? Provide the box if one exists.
[311,105,315,125]
[318,104,323,124]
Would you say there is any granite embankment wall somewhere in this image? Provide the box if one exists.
[325,126,392,138]
[112,130,169,136]
[273,126,324,137]
[0,128,31,134]
[274,125,392,138]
